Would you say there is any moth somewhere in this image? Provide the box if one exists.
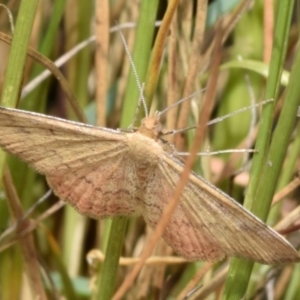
[0,106,298,264]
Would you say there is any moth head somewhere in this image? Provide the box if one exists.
[138,115,163,140]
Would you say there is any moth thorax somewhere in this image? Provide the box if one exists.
[127,133,163,167]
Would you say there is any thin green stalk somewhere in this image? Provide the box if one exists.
[268,121,300,226]
[223,1,296,299]
[256,44,300,219]
[93,1,159,299]
[245,0,294,212]
[0,0,40,298]
[0,0,39,178]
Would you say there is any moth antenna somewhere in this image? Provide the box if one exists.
[162,99,273,136]
[158,89,205,118]
[206,98,274,125]
[162,125,198,136]
[117,24,148,117]
[175,149,257,157]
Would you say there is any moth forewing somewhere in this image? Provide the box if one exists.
[0,107,128,173]
[158,154,299,264]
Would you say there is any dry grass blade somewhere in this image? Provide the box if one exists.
[3,168,47,300]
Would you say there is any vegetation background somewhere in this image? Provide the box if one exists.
[0,0,299,299]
